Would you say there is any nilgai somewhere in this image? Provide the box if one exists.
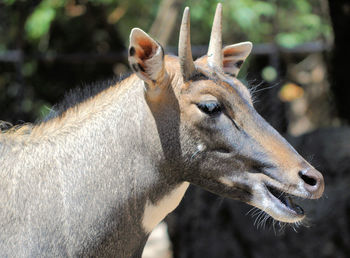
[0,3,324,257]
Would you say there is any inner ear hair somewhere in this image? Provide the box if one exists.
[222,42,253,76]
[128,28,167,88]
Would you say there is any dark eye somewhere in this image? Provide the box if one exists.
[196,101,222,115]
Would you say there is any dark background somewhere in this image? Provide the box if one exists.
[1,0,349,257]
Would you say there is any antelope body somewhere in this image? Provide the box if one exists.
[0,4,324,257]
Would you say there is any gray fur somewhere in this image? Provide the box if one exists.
[0,79,183,257]
[0,18,324,258]
[0,61,325,257]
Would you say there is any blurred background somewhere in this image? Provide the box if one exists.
[0,0,349,257]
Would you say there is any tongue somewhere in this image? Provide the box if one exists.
[285,197,304,215]
[285,196,294,208]
[294,205,304,215]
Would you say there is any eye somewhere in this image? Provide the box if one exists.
[196,101,222,116]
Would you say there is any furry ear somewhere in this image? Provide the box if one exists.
[128,28,168,90]
[222,42,252,77]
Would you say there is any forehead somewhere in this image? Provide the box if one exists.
[163,55,252,104]
[181,69,252,105]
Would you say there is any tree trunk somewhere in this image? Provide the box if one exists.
[149,0,185,47]
[328,0,350,122]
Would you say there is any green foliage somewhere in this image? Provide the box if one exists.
[25,6,56,40]
[2,0,16,5]
[273,0,330,48]
[184,0,331,47]
[11,0,331,47]
[262,66,278,82]
[87,0,118,4]
[25,0,63,40]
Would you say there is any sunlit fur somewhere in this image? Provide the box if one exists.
[0,5,324,257]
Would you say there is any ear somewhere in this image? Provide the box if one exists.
[128,28,168,90]
[222,42,252,77]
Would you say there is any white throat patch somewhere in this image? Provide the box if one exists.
[142,182,190,233]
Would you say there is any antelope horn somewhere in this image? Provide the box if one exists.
[178,7,196,81]
[207,3,223,69]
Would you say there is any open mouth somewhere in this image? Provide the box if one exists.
[266,185,304,216]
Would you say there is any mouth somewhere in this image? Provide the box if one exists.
[218,175,308,223]
[265,184,305,219]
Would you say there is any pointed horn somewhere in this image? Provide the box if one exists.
[178,7,196,80]
[207,3,223,69]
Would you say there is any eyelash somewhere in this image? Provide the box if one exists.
[196,101,222,115]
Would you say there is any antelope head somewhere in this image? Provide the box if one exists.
[128,4,324,224]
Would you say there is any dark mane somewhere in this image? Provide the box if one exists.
[43,73,131,122]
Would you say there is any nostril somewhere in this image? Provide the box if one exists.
[298,171,317,186]
[298,168,324,199]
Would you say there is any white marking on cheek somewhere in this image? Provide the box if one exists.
[197,144,205,152]
[142,182,190,233]
[190,144,206,160]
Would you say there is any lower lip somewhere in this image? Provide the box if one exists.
[266,188,305,218]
